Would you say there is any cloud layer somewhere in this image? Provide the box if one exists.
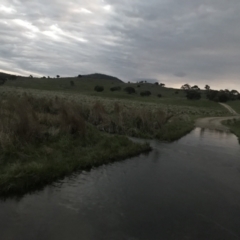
[1,0,240,90]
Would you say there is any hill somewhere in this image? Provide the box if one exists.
[82,73,123,83]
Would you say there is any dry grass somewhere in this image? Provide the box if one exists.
[0,89,195,143]
[0,92,152,196]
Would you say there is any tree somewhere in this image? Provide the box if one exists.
[124,87,135,94]
[29,75,33,78]
[140,90,151,97]
[94,85,104,92]
[110,86,121,91]
[191,85,200,91]
[231,90,239,96]
[0,77,6,85]
[181,84,191,90]
[56,75,60,78]
[9,75,17,80]
[205,85,210,91]
[206,90,219,101]
[78,75,82,78]
[186,90,201,100]
[218,92,229,102]
[154,82,159,85]
[160,83,165,87]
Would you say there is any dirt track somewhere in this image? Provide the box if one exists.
[195,103,240,132]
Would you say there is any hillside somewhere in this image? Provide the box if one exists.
[82,73,123,83]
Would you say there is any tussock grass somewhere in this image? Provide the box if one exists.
[223,118,240,141]
[0,93,151,196]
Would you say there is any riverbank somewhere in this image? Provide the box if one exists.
[195,103,240,139]
[0,93,151,196]
[0,90,229,196]
[223,118,240,141]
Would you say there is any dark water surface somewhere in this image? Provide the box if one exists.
[1,128,240,240]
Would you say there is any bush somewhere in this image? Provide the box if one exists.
[94,85,104,92]
[186,90,201,100]
[70,80,75,87]
[175,91,179,94]
[218,93,229,102]
[124,87,135,94]
[0,77,6,85]
[110,86,121,91]
[137,85,140,88]
[140,91,151,97]
[157,94,162,98]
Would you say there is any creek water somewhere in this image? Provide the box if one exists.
[1,128,240,240]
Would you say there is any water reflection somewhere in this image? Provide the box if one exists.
[0,128,240,240]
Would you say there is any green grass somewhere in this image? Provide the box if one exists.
[0,76,235,196]
[0,128,150,196]
[0,93,151,196]
[223,118,240,141]
[225,101,240,114]
[4,76,227,111]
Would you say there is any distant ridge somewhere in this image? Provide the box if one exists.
[82,73,123,83]
[0,72,15,77]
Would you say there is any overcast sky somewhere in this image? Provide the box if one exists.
[1,0,240,90]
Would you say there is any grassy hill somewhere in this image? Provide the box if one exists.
[2,73,226,111]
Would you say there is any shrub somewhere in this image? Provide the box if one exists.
[94,85,104,92]
[175,91,179,94]
[0,77,6,85]
[140,91,151,97]
[70,80,75,87]
[124,87,135,94]
[110,86,121,91]
[186,90,201,100]
[157,94,162,98]
[137,85,140,88]
[218,93,229,102]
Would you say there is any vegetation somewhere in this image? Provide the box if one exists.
[94,85,104,92]
[0,71,236,196]
[223,118,240,141]
[110,86,121,91]
[140,90,151,97]
[186,90,201,100]
[206,89,239,102]
[0,93,151,196]
[70,80,75,87]
[124,86,136,94]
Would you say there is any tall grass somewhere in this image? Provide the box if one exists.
[0,93,151,196]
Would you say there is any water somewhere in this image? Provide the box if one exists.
[1,128,240,240]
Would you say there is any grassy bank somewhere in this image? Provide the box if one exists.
[0,86,230,196]
[4,76,228,111]
[0,94,150,196]
[223,118,240,141]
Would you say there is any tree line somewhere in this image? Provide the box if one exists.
[181,84,240,102]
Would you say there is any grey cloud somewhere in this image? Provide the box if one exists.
[174,72,186,78]
[0,0,240,90]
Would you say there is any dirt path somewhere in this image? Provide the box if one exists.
[219,103,238,115]
[195,103,240,132]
